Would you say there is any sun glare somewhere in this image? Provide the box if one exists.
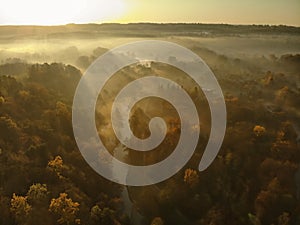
[0,0,127,25]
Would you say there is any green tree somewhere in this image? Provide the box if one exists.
[27,183,48,205]
[90,205,115,225]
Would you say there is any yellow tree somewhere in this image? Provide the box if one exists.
[253,125,266,137]
[0,96,5,104]
[48,155,64,178]
[10,193,31,224]
[49,193,80,225]
[278,212,290,225]
[151,217,164,225]
[184,168,199,188]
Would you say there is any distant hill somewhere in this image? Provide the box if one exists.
[0,23,300,41]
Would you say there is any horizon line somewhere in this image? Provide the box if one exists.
[0,22,299,28]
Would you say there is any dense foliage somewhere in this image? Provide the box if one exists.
[0,48,299,225]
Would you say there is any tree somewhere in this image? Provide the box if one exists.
[25,184,52,225]
[92,47,108,58]
[254,178,282,223]
[27,183,48,205]
[278,212,290,225]
[75,55,91,69]
[90,205,115,225]
[253,125,266,137]
[0,116,20,143]
[49,193,80,225]
[200,207,224,225]
[248,213,261,225]
[0,96,4,104]
[48,155,64,178]
[151,217,164,225]
[184,168,199,188]
[10,193,31,224]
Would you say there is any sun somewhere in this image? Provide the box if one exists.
[0,0,127,25]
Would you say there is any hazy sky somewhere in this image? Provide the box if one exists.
[0,0,299,26]
[123,0,300,26]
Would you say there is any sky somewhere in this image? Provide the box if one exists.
[0,0,299,26]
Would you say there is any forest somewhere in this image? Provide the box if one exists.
[0,24,300,225]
